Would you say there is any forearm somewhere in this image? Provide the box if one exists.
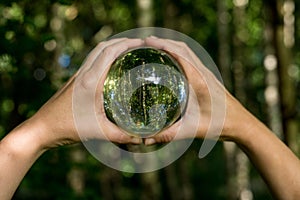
[0,119,46,199]
[231,110,300,200]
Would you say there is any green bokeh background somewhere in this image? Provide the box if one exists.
[1,0,299,199]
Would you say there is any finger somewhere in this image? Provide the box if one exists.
[77,38,144,97]
[164,39,218,79]
[108,129,143,144]
[144,116,198,145]
[78,38,128,75]
[145,37,212,78]
[98,108,142,144]
[144,37,196,74]
[144,37,191,61]
[94,38,145,119]
[144,121,181,145]
[79,38,144,91]
[144,102,200,145]
[73,38,144,144]
[89,38,144,77]
[91,111,143,144]
[51,38,124,99]
[145,37,222,103]
[144,83,202,145]
[150,39,226,139]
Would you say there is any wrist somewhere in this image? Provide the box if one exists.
[0,118,48,199]
[220,97,259,145]
[3,118,49,156]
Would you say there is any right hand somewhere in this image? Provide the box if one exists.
[30,38,145,149]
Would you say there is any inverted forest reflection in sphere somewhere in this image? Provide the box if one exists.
[103,48,189,137]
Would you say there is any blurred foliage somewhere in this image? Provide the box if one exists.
[0,0,299,199]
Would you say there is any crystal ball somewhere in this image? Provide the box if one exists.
[103,47,188,137]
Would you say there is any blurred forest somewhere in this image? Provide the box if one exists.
[0,0,300,199]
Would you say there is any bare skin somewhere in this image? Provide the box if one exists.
[0,37,300,200]
[0,38,144,199]
[144,37,300,200]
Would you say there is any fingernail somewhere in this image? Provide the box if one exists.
[132,137,142,144]
[145,138,156,146]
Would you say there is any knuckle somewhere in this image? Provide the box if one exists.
[80,73,95,89]
[178,41,188,48]
[102,46,114,57]
[102,45,124,60]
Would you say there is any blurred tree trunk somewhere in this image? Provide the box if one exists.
[50,3,68,88]
[217,0,232,92]
[163,0,178,29]
[265,0,299,156]
[274,0,299,156]
[137,0,154,27]
[216,0,237,199]
[264,1,283,139]
[263,0,283,140]
[230,1,253,200]
[100,167,123,200]
[50,4,87,196]
[161,1,195,199]
[67,146,86,196]
[164,165,180,200]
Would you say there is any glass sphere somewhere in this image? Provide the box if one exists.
[103,47,188,137]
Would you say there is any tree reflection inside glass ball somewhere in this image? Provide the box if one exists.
[103,47,188,137]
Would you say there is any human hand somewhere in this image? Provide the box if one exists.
[0,38,147,199]
[144,37,249,145]
[30,38,144,149]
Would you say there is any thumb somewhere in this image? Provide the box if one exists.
[144,121,181,145]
